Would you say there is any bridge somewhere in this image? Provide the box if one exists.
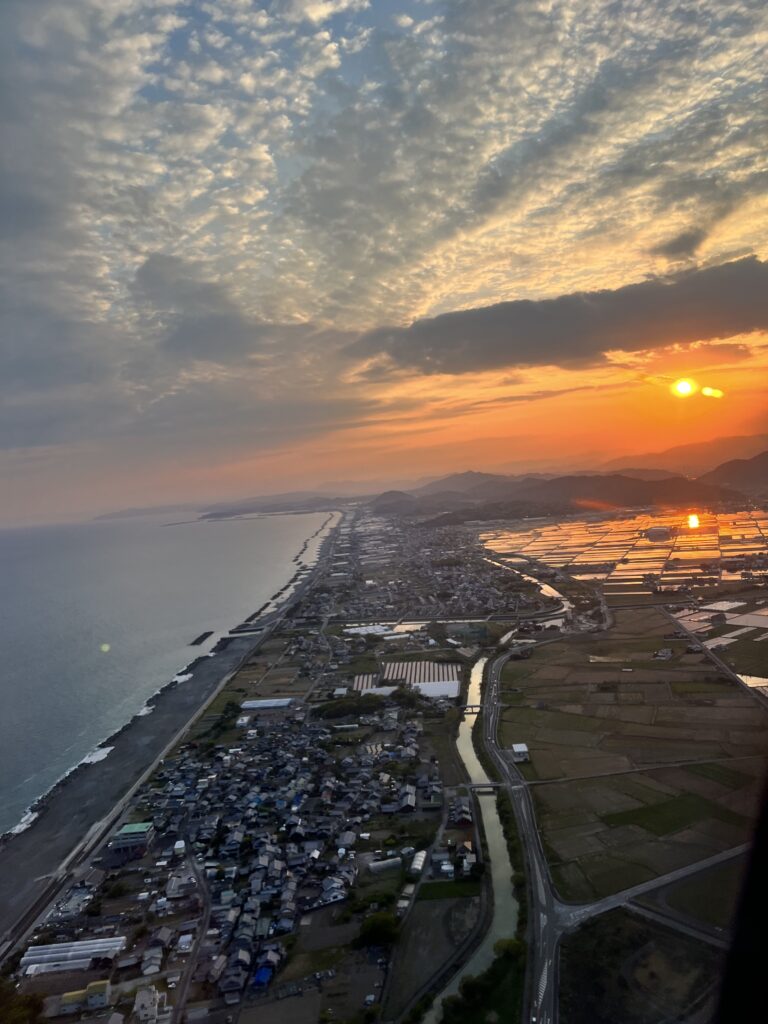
[459,704,483,713]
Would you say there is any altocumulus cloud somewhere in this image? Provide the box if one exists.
[1,0,767,464]
[350,258,768,375]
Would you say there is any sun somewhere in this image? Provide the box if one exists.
[671,378,697,397]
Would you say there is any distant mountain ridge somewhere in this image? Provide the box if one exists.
[94,438,765,522]
[698,449,768,496]
[370,471,743,521]
[602,433,768,476]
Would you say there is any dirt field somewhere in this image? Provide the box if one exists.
[639,855,748,931]
[559,908,722,1024]
[383,895,481,1020]
[500,608,768,783]
[499,608,768,899]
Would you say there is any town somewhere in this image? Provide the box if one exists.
[4,502,768,1024]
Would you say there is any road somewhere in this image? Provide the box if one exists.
[172,845,212,1024]
[662,607,768,710]
[480,647,744,1024]
[0,514,344,977]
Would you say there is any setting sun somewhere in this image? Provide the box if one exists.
[672,378,697,397]
[688,513,700,529]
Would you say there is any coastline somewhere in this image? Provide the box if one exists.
[0,509,340,946]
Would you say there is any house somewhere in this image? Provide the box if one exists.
[510,743,530,763]
[133,986,170,1023]
[108,822,154,862]
[253,965,273,988]
[85,980,111,1009]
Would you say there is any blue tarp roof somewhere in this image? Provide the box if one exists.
[253,966,273,987]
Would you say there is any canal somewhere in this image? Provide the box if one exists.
[423,658,519,1022]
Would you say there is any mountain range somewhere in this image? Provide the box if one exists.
[369,448,768,521]
[96,437,767,522]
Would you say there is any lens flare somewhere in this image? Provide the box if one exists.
[688,513,700,529]
[701,386,724,398]
[672,378,697,397]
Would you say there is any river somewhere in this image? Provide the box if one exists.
[423,658,519,1022]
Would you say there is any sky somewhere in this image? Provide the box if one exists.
[2,0,767,524]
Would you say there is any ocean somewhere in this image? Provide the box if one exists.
[0,511,332,835]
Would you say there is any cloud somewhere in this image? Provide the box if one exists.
[650,228,708,259]
[273,1,370,26]
[1,0,768,510]
[131,254,268,360]
[349,257,768,374]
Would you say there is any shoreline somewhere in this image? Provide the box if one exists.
[0,510,336,844]
[0,509,340,947]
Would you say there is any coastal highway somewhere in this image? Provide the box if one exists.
[480,647,743,1024]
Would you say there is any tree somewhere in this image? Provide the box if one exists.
[0,978,44,1024]
[390,686,419,708]
[356,911,399,947]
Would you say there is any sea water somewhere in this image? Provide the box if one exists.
[0,512,330,834]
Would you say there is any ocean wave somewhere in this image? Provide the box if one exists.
[8,809,39,836]
[80,746,114,765]
[1,512,340,842]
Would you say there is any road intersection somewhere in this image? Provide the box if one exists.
[480,648,741,1024]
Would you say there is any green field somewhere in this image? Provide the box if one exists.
[416,880,481,900]
[683,761,751,788]
[602,793,747,836]
[669,679,736,695]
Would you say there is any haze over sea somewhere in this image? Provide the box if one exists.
[0,511,329,835]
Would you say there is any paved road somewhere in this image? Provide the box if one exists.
[172,846,212,1024]
[483,651,559,1024]
[480,646,746,1024]
[662,607,768,709]
[562,845,748,930]
[0,519,343,970]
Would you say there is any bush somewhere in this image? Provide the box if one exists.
[315,695,385,719]
[355,911,399,947]
[439,940,526,1024]
[0,978,44,1024]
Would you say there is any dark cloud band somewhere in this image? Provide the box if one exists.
[350,257,768,374]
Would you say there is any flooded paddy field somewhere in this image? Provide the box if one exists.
[482,509,768,603]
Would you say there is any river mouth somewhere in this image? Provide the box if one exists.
[423,658,519,1021]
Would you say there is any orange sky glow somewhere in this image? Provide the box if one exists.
[2,2,768,524]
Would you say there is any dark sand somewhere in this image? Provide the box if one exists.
[0,510,339,948]
[0,633,260,939]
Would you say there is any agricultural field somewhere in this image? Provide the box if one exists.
[421,711,467,787]
[498,607,768,899]
[559,909,722,1024]
[383,895,482,1021]
[483,509,768,605]
[229,637,315,700]
[637,855,747,931]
